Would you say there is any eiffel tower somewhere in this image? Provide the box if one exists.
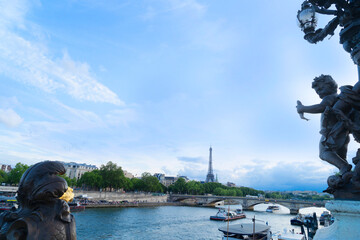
[205,146,215,183]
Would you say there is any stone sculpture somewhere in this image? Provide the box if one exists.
[297,0,360,200]
[297,75,360,199]
[0,161,76,239]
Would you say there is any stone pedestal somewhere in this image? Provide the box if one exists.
[314,200,360,240]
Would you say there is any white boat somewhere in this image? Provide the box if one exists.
[210,207,246,221]
[276,229,305,240]
[319,211,333,226]
[266,205,280,213]
[218,222,271,240]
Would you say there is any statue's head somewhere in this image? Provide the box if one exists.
[312,74,338,99]
[1,161,76,240]
[17,161,68,207]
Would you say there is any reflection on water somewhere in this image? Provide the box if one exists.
[73,205,327,240]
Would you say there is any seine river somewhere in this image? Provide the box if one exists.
[73,204,326,240]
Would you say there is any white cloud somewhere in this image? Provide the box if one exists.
[177,156,204,163]
[143,0,206,20]
[0,96,20,108]
[99,65,107,72]
[23,100,106,135]
[0,0,30,29]
[165,0,206,16]
[105,108,138,127]
[0,108,23,127]
[0,0,123,106]
[222,160,334,191]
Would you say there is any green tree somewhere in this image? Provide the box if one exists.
[99,161,126,191]
[203,182,223,194]
[213,187,225,196]
[235,188,243,197]
[123,177,133,192]
[141,172,163,192]
[77,170,103,190]
[8,163,29,185]
[186,181,204,195]
[171,178,187,194]
[131,177,145,191]
[0,170,8,184]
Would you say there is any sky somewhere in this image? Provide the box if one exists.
[0,0,358,192]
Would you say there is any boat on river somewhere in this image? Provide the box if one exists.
[0,197,17,212]
[319,211,333,226]
[266,205,280,213]
[210,208,246,221]
[290,214,305,226]
[68,201,85,212]
[277,231,305,240]
[218,222,271,240]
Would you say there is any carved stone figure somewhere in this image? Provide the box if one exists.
[0,161,76,239]
[297,0,360,200]
[297,75,360,199]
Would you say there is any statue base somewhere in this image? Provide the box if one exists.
[325,172,360,201]
[314,200,360,240]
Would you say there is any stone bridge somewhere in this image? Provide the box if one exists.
[169,194,326,214]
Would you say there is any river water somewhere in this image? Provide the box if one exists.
[73,204,327,240]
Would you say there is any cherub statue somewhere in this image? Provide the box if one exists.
[297,75,353,175]
[297,74,360,197]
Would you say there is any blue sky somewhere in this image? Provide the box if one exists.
[0,0,358,192]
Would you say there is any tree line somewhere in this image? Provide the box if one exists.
[2,162,332,200]
[0,163,29,185]
[3,162,263,197]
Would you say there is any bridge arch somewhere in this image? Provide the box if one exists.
[168,194,326,214]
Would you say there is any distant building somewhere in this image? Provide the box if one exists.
[63,162,98,180]
[0,164,11,173]
[123,170,134,179]
[292,190,319,196]
[163,176,177,187]
[154,173,165,183]
[153,173,189,187]
[227,182,236,187]
[178,176,189,182]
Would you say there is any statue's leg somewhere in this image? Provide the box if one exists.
[319,140,351,175]
[337,135,350,160]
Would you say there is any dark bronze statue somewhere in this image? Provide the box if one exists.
[297,75,360,199]
[0,161,76,239]
[297,75,352,175]
[297,0,360,200]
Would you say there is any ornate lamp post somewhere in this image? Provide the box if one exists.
[296,1,360,239]
[297,0,360,66]
[297,2,318,34]
[297,0,360,198]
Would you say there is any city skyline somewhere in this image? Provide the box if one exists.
[0,1,358,192]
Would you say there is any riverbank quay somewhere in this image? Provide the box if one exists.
[74,190,168,203]
[85,202,183,208]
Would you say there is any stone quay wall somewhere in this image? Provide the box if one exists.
[74,190,168,203]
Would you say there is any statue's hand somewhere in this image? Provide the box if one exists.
[297,100,309,121]
[296,100,304,113]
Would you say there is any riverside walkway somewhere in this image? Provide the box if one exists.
[169,194,327,214]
